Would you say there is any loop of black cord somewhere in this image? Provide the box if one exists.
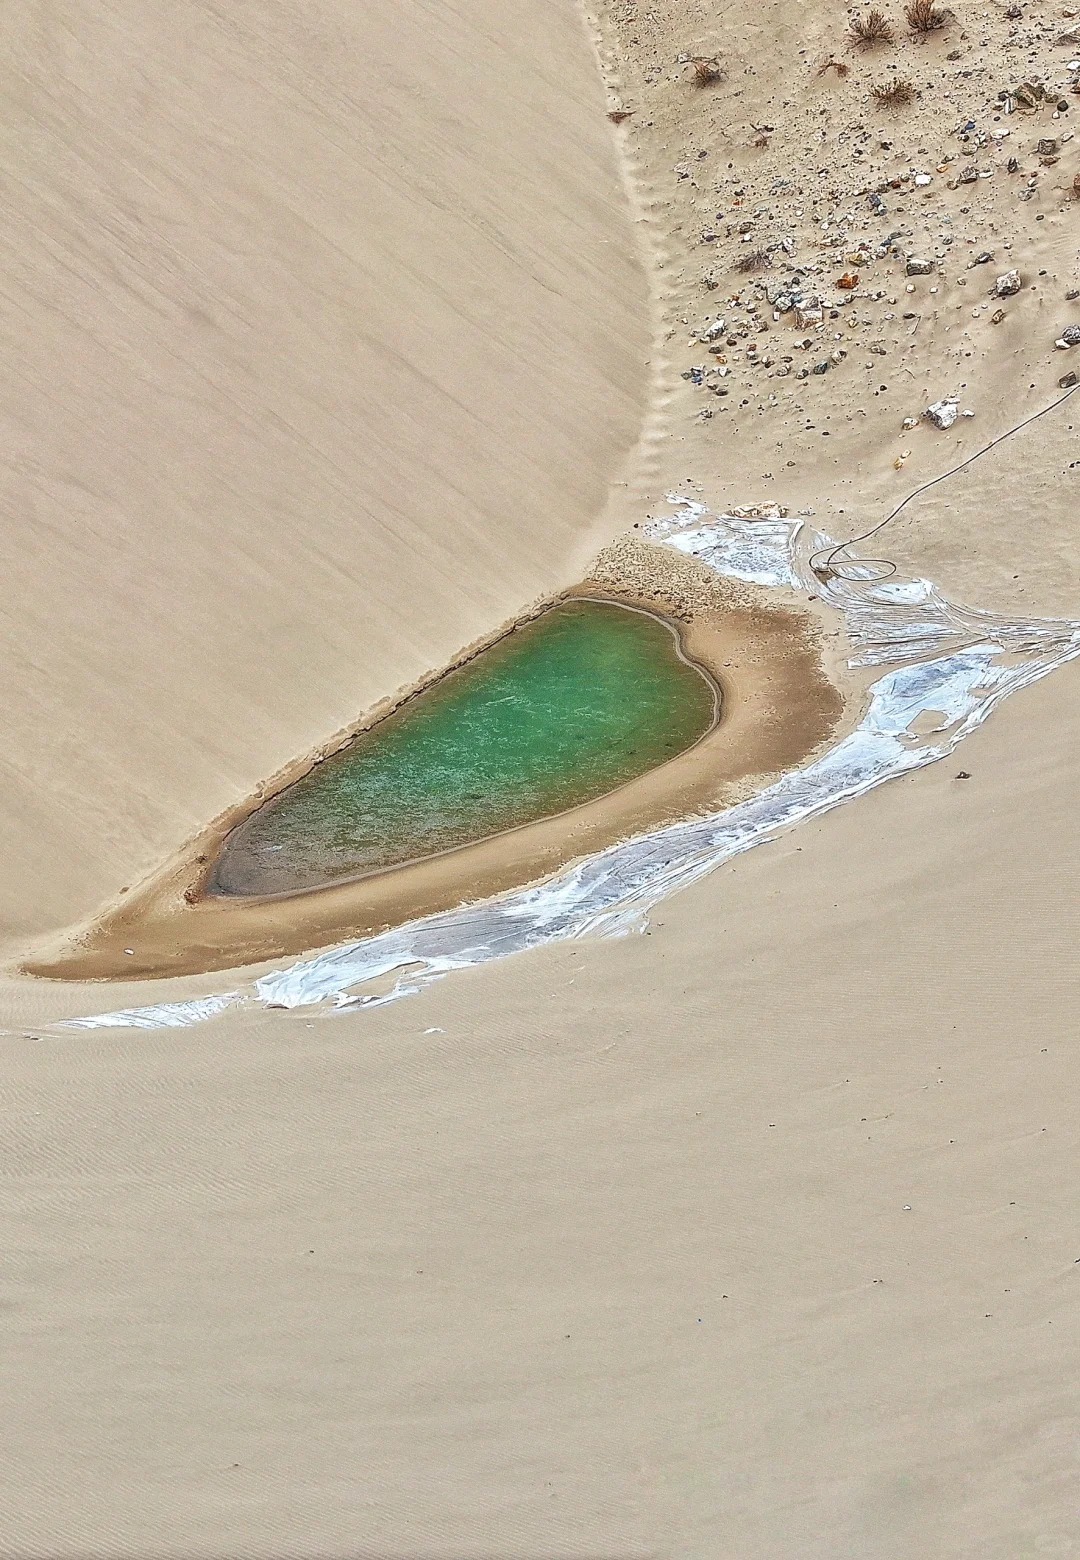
[808,382,1079,585]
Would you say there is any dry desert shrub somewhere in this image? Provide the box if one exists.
[689,57,724,87]
[872,76,916,105]
[734,248,771,273]
[850,10,895,47]
[905,0,948,33]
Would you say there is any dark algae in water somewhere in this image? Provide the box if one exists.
[213,600,718,897]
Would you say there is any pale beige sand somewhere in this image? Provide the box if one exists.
[3,0,1080,1553]
[0,0,647,950]
[3,666,1078,1559]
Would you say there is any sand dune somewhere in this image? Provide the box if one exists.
[0,0,646,947]
[4,0,1080,1554]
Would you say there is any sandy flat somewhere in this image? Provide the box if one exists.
[3,0,1080,1554]
[3,663,1079,1559]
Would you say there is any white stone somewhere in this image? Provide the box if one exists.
[924,399,959,430]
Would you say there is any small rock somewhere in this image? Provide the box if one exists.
[1056,324,1080,347]
[991,308,1007,324]
[906,256,936,276]
[993,269,1022,297]
[924,399,959,429]
[971,252,994,266]
[902,415,919,430]
[794,301,824,329]
[1060,370,1079,387]
[730,503,789,520]
[1038,137,1060,156]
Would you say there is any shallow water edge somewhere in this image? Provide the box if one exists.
[211,599,721,899]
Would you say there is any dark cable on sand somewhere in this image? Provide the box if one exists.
[809,382,1080,584]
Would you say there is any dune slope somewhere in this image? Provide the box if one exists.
[4,0,1080,1554]
[0,0,647,947]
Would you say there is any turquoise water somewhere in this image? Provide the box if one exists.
[213,600,717,897]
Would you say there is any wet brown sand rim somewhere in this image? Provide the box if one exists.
[22,550,845,983]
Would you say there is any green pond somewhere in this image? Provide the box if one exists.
[213,599,718,897]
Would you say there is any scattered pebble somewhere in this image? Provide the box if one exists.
[633,15,1080,440]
